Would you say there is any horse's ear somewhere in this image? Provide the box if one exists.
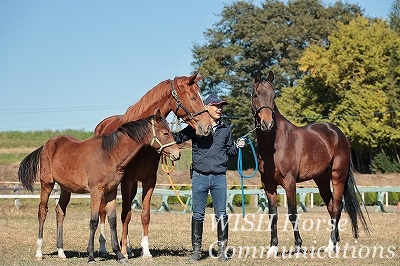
[254,72,262,83]
[188,72,202,85]
[155,109,162,122]
[266,70,274,83]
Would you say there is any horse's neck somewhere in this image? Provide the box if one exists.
[120,81,172,123]
[109,133,147,168]
[274,108,296,139]
[257,108,293,147]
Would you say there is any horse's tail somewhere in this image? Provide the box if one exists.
[18,146,43,192]
[343,158,371,238]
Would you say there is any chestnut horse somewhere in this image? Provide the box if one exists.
[95,74,212,258]
[18,111,180,263]
[251,71,370,255]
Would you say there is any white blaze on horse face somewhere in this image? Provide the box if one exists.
[198,91,205,106]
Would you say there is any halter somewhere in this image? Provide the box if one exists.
[251,80,275,121]
[169,80,208,122]
[150,118,176,154]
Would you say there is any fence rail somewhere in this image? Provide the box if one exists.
[1,182,399,213]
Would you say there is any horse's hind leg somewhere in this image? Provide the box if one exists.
[98,196,108,256]
[314,172,341,252]
[55,188,71,259]
[120,180,138,258]
[36,182,55,261]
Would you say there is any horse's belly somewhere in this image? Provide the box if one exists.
[297,166,327,182]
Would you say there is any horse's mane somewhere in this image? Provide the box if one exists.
[102,115,156,152]
[120,80,171,123]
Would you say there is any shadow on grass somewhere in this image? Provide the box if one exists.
[46,247,193,261]
[45,250,118,261]
[128,247,191,258]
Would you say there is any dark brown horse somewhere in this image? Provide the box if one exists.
[251,71,370,255]
[18,111,180,263]
[95,74,212,258]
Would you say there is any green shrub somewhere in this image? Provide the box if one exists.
[370,153,400,174]
[231,188,251,207]
[167,185,190,204]
[387,192,399,205]
[277,194,283,206]
[363,192,377,206]
[206,195,213,207]
[312,193,325,206]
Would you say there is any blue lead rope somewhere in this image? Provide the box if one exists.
[237,134,258,217]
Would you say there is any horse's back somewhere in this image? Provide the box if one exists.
[40,135,102,192]
[302,122,350,152]
[95,115,123,136]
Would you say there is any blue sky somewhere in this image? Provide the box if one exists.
[0,0,393,131]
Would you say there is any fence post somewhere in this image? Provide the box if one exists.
[310,193,314,208]
[14,184,20,210]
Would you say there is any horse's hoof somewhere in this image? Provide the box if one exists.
[98,251,108,258]
[325,245,340,254]
[267,246,278,258]
[325,239,339,253]
[88,258,96,264]
[292,247,304,256]
[142,254,153,261]
[118,258,129,264]
[35,256,43,261]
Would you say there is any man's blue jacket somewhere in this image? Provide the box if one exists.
[173,120,238,175]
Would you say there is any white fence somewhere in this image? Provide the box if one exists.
[1,182,399,213]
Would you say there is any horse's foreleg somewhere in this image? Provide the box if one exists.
[120,181,137,258]
[104,191,128,263]
[35,182,54,261]
[55,188,71,259]
[98,196,107,255]
[265,189,279,257]
[87,192,102,263]
[141,186,154,259]
[286,182,303,253]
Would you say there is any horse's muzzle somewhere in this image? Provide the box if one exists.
[170,153,181,161]
[260,120,274,132]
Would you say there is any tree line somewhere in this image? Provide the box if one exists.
[191,0,400,173]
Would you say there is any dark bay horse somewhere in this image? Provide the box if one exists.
[18,111,180,263]
[95,74,212,258]
[251,71,370,255]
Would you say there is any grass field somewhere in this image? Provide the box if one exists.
[0,198,399,266]
[1,130,399,265]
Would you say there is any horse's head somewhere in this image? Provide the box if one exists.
[151,110,181,161]
[251,70,276,132]
[170,74,212,137]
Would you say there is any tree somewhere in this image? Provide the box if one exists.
[290,17,400,171]
[191,0,363,139]
[389,0,400,34]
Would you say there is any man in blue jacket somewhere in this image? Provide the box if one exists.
[173,94,245,262]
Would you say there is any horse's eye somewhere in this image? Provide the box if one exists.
[252,94,257,99]
[164,132,169,136]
